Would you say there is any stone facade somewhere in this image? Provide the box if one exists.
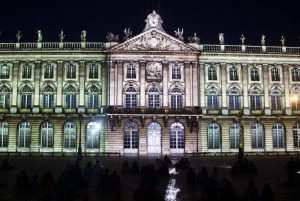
[0,11,299,156]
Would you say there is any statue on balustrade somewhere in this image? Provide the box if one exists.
[280,36,286,46]
[261,35,266,46]
[123,28,132,41]
[16,31,22,43]
[240,34,245,45]
[174,28,184,41]
[81,30,87,42]
[37,30,43,43]
[218,33,224,45]
[59,30,65,43]
[188,33,200,44]
[106,33,120,42]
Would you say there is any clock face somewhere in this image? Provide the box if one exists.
[149,18,158,27]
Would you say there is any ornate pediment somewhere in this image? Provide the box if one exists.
[111,29,197,52]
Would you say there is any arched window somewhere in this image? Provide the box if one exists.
[0,122,8,147]
[18,121,31,148]
[270,87,282,110]
[208,122,221,149]
[291,67,300,82]
[170,87,183,110]
[124,121,138,149]
[42,85,55,109]
[64,85,77,109]
[170,122,184,149]
[0,64,10,79]
[86,122,100,149]
[0,85,10,109]
[271,67,280,81]
[250,67,260,81]
[87,85,100,109]
[251,122,264,148]
[228,87,241,110]
[230,123,241,149]
[63,122,76,148]
[20,85,33,109]
[44,63,54,79]
[229,67,239,81]
[208,66,217,80]
[125,87,138,108]
[207,86,220,110]
[291,87,300,110]
[41,121,53,148]
[293,122,300,148]
[249,87,262,110]
[147,86,160,108]
[272,123,285,148]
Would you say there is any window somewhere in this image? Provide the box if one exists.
[86,122,100,149]
[250,67,260,81]
[291,67,300,82]
[251,122,264,148]
[291,87,300,110]
[89,64,99,79]
[228,87,241,110]
[0,85,10,109]
[64,85,77,109]
[22,64,32,79]
[293,122,300,148]
[170,122,184,149]
[87,85,100,109]
[172,65,181,79]
[207,86,219,110]
[0,122,8,147]
[230,123,241,149]
[126,64,136,79]
[124,121,138,149]
[63,122,76,148]
[208,66,217,80]
[249,87,262,110]
[42,85,55,109]
[20,85,32,109]
[270,88,282,110]
[0,64,9,79]
[66,64,76,79]
[148,86,160,108]
[271,67,280,81]
[272,123,285,148]
[208,123,220,149]
[41,121,53,148]
[125,87,137,108]
[229,67,239,81]
[18,122,31,148]
[170,87,183,110]
[44,64,54,79]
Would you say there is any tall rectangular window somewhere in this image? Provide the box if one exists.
[127,64,136,79]
[88,95,99,109]
[89,64,99,79]
[21,94,32,109]
[229,67,238,81]
[228,95,240,110]
[207,95,219,109]
[292,68,300,82]
[208,67,217,80]
[66,64,76,79]
[171,95,182,110]
[22,64,32,79]
[43,94,54,108]
[44,64,54,79]
[250,96,262,110]
[271,68,280,81]
[172,65,181,79]
[250,68,260,81]
[65,95,76,109]
[271,96,281,110]
[0,65,9,79]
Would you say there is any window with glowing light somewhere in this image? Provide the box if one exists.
[86,122,100,149]
[251,122,264,148]
[208,122,221,149]
[0,122,8,147]
[41,121,53,148]
[230,123,241,149]
[0,64,9,79]
[124,121,138,149]
[18,121,31,148]
[272,123,285,148]
[293,122,300,148]
[170,122,184,149]
[0,85,10,109]
[63,122,76,148]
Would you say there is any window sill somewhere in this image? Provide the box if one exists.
[272,110,283,115]
[19,108,31,113]
[207,109,221,115]
[292,110,300,115]
[41,108,54,113]
[251,110,263,115]
[0,108,9,113]
[63,108,77,113]
[87,109,99,113]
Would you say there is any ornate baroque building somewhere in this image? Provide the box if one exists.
[0,11,300,156]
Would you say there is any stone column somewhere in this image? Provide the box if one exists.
[101,61,108,107]
[109,61,115,106]
[185,62,191,107]
[199,63,205,112]
[221,63,228,115]
[55,61,63,113]
[33,61,41,113]
[242,64,250,115]
[140,61,146,107]
[162,61,169,108]
[78,61,86,113]
[263,64,270,115]
[10,61,19,113]
[283,65,291,115]
[117,61,123,106]
[192,62,198,107]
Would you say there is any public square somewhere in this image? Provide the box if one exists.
[0,155,299,201]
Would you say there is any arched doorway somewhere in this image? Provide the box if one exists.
[147,122,162,155]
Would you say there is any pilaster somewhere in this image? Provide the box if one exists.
[117,61,123,106]
[242,64,250,115]
[192,62,198,107]
[10,61,19,113]
[33,61,41,113]
[199,63,205,110]
[140,61,146,107]
[55,61,63,113]
[162,61,169,108]
[101,61,108,107]
[263,64,270,115]
[78,61,86,113]
[185,62,191,107]
[283,65,291,115]
[221,63,228,115]
[109,61,115,106]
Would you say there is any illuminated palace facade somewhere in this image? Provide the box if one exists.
[0,11,300,156]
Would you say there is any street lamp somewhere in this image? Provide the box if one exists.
[77,112,83,161]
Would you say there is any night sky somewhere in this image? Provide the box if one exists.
[0,0,299,46]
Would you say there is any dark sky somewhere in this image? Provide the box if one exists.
[0,0,299,46]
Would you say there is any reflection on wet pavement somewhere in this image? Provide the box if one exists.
[165,161,181,201]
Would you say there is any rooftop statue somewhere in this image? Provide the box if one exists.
[16,31,22,43]
[37,30,43,43]
[188,33,200,44]
[174,28,184,41]
[280,36,286,46]
[106,33,120,42]
[123,28,132,41]
[81,30,87,42]
[59,30,65,43]
[240,34,246,45]
[219,33,224,45]
[261,35,266,46]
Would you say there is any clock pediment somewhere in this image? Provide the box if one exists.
[111,28,197,52]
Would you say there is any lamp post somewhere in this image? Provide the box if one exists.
[77,112,83,161]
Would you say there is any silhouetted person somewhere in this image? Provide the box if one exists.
[121,160,130,175]
[244,180,258,201]
[1,158,12,170]
[260,184,274,201]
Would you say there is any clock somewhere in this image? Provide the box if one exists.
[144,10,163,31]
[149,17,158,28]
